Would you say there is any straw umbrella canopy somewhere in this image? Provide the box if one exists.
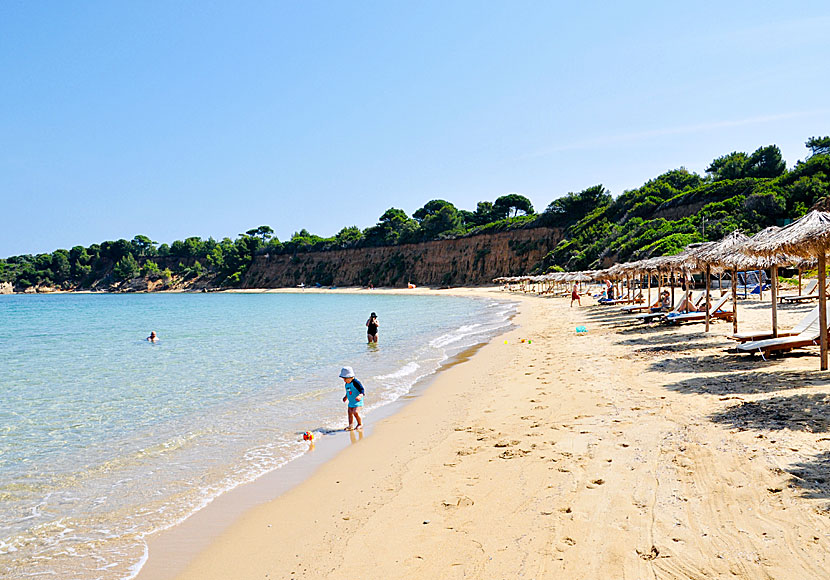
[743,210,830,370]
[688,231,750,332]
[659,243,715,312]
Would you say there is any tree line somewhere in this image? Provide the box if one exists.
[2,136,828,290]
[0,193,537,290]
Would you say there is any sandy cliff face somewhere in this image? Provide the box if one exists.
[243,227,563,288]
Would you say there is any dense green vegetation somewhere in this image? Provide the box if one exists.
[2,137,829,290]
[538,138,830,271]
[0,194,536,289]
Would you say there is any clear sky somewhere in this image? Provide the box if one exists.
[2,1,828,256]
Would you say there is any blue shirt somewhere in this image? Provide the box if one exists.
[345,378,365,408]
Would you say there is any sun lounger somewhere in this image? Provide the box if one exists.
[737,315,823,359]
[598,289,630,305]
[620,296,663,313]
[727,306,819,343]
[602,291,644,306]
[634,291,703,323]
[779,280,820,303]
[664,293,732,325]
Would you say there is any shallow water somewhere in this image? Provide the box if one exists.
[0,292,514,579]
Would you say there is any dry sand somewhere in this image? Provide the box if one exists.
[140,286,830,579]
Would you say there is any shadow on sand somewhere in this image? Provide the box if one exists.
[709,393,830,433]
[663,369,830,396]
[787,451,830,502]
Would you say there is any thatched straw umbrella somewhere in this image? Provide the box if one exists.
[691,231,749,332]
[744,210,830,370]
[668,242,716,314]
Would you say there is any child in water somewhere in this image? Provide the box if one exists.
[340,366,365,430]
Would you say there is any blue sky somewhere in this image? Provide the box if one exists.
[1,1,828,256]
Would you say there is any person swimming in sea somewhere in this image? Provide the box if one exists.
[147,331,159,343]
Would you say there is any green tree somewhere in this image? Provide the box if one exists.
[706,151,749,180]
[421,204,462,239]
[246,225,274,242]
[364,208,419,246]
[335,226,364,247]
[744,145,786,178]
[132,235,157,257]
[50,250,71,282]
[413,200,455,223]
[493,193,534,219]
[542,185,611,228]
[806,136,830,157]
[472,201,497,225]
[141,260,161,278]
[113,253,140,281]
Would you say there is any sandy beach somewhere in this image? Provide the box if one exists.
[137,286,830,579]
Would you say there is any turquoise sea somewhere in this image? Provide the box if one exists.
[0,292,515,579]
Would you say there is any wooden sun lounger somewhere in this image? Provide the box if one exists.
[664,294,732,325]
[633,292,703,323]
[727,306,819,343]
[779,280,819,303]
[620,296,665,313]
[602,292,644,306]
[736,316,823,359]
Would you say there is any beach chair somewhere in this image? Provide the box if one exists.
[737,315,824,359]
[779,280,819,303]
[620,295,662,313]
[603,290,643,306]
[727,306,819,343]
[664,293,732,325]
[598,289,628,304]
[634,291,703,323]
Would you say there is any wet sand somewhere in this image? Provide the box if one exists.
[139,286,830,579]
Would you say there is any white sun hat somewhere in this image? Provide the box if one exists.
[339,366,355,378]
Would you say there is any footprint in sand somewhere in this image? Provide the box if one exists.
[586,478,606,488]
[442,496,475,508]
[556,537,577,552]
[456,447,481,456]
[499,449,530,459]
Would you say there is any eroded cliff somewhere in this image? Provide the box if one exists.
[243,227,563,287]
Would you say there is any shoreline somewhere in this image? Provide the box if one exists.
[134,287,517,580]
[139,287,830,578]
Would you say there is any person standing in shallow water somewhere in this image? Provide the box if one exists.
[366,312,379,343]
[339,366,364,430]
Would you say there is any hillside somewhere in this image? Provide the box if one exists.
[1,137,828,292]
[243,227,562,288]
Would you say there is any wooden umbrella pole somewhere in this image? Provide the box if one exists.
[684,270,690,313]
[819,252,828,371]
[671,270,675,308]
[771,264,779,338]
[647,272,651,305]
[732,267,738,335]
[705,264,711,332]
[798,268,802,295]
